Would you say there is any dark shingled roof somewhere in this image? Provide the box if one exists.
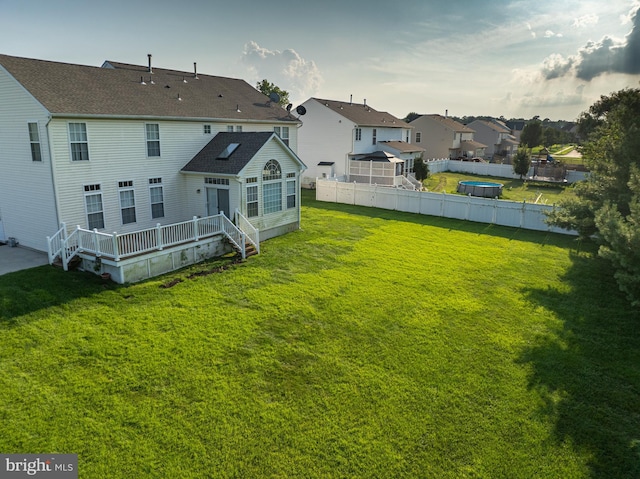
[182,132,286,175]
[311,98,410,128]
[0,54,300,124]
[352,151,403,162]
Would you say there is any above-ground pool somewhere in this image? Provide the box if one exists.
[457,180,503,198]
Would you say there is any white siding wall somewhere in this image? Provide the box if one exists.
[240,139,301,236]
[298,99,354,182]
[360,126,405,153]
[49,118,294,236]
[0,67,58,251]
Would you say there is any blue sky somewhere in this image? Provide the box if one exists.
[2,0,639,121]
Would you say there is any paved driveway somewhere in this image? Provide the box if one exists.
[0,244,49,276]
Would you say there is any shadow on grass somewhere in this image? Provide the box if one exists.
[0,265,118,327]
[519,253,640,478]
[301,190,586,250]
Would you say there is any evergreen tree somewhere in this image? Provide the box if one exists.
[413,157,429,182]
[547,88,640,306]
[520,120,543,149]
[512,148,531,179]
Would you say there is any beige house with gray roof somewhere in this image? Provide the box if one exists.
[409,114,486,160]
[0,54,305,281]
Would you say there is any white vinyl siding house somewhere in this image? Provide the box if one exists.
[181,132,305,241]
[0,62,57,250]
[0,54,303,258]
[297,97,413,186]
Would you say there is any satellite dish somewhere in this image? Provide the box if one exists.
[286,103,293,113]
[296,105,307,116]
[269,92,280,104]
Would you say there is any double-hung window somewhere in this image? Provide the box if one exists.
[28,123,42,161]
[118,181,136,225]
[149,178,164,219]
[416,132,422,143]
[262,159,282,214]
[146,124,160,157]
[84,184,104,229]
[286,173,296,209]
[355,128,362,141]
[372,128,377,145]
[69,123,89,161]
[246,177,258,218]
[274,126,290,145]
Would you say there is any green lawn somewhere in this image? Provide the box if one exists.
[424,171,577,204]
[1,192,639,478]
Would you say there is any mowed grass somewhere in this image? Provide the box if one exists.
[424,171,577,204]
[1,191,639,478]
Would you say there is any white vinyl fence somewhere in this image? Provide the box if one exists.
[423,158,588,183]
[316,179,576,235]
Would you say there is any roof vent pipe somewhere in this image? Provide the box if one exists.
[147,54,153,73]
[445,109,448,118]
[364,98,366,107]
[350,94,352,105]
[194,62,198,79]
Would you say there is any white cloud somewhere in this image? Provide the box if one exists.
[573,14,599,28]
[527,22,536,38]
[544,30,563,38]
[241,41,323,102]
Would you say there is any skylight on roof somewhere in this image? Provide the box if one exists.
[217,143,240,159]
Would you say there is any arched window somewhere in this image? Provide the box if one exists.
[263,159,282,181]
[262,160,282,213]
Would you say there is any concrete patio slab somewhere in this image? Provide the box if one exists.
[0,244,49,276]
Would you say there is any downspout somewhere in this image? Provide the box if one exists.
[45,114,62,230]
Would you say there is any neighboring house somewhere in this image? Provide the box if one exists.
[0,54,305,280]
[378,140,426,174]
[409,114,486,160]
[297,98,420,187]
[467,119,518,162]
[505,120,525,143]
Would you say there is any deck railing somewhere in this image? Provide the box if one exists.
[48,213,252,270]
[235,209,260,254]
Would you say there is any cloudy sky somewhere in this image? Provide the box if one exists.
[2,0,640,121]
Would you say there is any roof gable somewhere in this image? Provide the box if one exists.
[181,132,305,176]
[469,119,510,133]
[0,54,301,123]
[310,98,409,128]
[413,114,474,133]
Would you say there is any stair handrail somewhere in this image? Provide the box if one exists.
[46,222,67,265]
[235,209,260,254]
[220,213,246,259]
